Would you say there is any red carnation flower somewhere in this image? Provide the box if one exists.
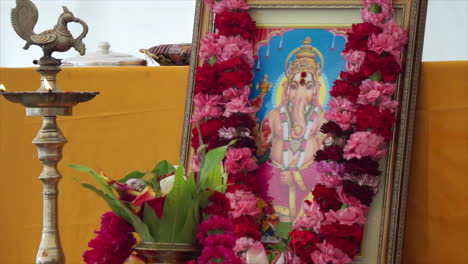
[320,223,364,258]
[312,184,343,212]
[220,136,256,150]
[195,62,220,94]
[224,113,256,129]
[344,22,383,52]
[217,58,253,91]
[355,104,396,141]
[330,79,360,102]
[320,121,347,135]
[359,51,401,82]
[289,229,323,262]
[83,212,136,264]
[191,118,224,151]
[340,71,366,85]
[314,145,344,162]
[232,215,262,240]
[344,157,381,176]
[214,11,256,41]
[204,191,231,216]
[342,180,375,206]
[218,71,252,91]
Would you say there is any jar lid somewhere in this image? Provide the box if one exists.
[62,42,147,67]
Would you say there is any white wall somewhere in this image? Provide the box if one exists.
[0,0,467,67]
[0,0,196,67]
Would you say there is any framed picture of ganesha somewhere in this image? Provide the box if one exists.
[181,1,427,263]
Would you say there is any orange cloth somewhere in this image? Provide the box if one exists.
[0,67,189,264]
[402,61,468,264]
[0,62,467,263]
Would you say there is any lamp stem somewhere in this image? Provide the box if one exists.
[34,116,66,264]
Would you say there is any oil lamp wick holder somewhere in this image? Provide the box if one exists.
[1,1,98,263]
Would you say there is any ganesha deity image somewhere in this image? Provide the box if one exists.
[257,37,327,222]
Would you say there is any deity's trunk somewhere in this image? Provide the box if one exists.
[291,100,307,139]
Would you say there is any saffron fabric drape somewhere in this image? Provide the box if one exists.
[0,62,466,264]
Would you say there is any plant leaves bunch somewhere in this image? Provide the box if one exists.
[72,144,230,243]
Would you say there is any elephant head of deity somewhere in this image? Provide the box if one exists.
[282,37,324,139]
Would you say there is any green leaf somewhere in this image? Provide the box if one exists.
[69,164,116,199]
[118,171,146,183]
[152,160,175,176]
[71,165,154,242]
[203,164,225,191]
[199,190,215,209]
[156,166,191,242]
[275,222,293,240]
[199,145,230,192]
[151,176,160,192]
[143,203,161,239]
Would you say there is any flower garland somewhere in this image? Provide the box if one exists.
[192,1,273,263]
[289,0,408,263]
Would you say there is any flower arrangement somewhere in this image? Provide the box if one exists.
[72,143,232,264]
[289,0,408,263]
[190,1,276,264]
[194,0,408,264]
[78,0,408,263]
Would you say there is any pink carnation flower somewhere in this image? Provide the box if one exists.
[199,34,254,67]
[224,147,258,173]
[342,50,366,74]
[382,19,408,46]
[361,1,392,25]
[191,86,224,124]
[311,241,353,264]
[314,161,345,177]
[218,35,255,67]
[325,205,369,225]
[357,89,382,105]
[223,85,250,100]
[328,97,356,112]
[199,32,222,62]
[325,109,356,131]
[294,202,325,231]
[223,95,256,117]
[357,80,398,110]
[379,96,399,112]
[316,173,342,188]
[213,0,250,14]
[359,79,396,96]
[234,237,265,263]
[343,174,380,193]
[314,161,344,188]
[368,33,400,56]
[343,132,387,160]
[233,237,256,253]
[336,186,362,207]
[191,103,223,123]
[226,190,260,218]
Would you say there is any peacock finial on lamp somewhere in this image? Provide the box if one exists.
[2,1,98,264]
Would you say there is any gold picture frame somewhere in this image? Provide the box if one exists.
[180,1,428,263]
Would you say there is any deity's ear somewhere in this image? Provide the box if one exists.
[63,6,70,13]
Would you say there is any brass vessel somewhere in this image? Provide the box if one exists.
[134,242,199,264]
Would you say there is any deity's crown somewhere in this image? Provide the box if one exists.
[285,37,323,81]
